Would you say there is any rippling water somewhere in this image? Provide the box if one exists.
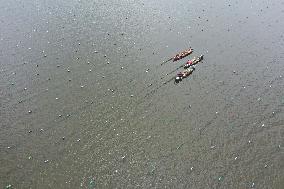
[1,0,283,188]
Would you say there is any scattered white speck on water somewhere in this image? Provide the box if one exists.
[77,139,81,142]
[264,164,268,168]
[24,87,27,90]
[121,67,124,69]
[56,97,59,100]
[248,140,252,144]
[28,110,32,113]
[251,182,255,188]
[7,146,11,149]
[89,69,92,72]
[190,167,194,171]
[94,51,98,53]
[234,156,238,160]
[115,170,118,173]
[261,124,265,127]
[257,98,261,101]
[130,95,134,97]
[210,145,215,149]
[216,111,218,114]
[46,88,49,91]
[44,160,49,163]
[59,115,62,117]
[80,85,84,88]
[40,129,44,132]
[269,85,272,88]
[67,69,70,72]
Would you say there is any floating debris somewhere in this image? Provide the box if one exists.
[218,176,224,181]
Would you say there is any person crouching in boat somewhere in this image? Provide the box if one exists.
[184,55,204,69]
[175,67,195,83]
[173,48,193,61]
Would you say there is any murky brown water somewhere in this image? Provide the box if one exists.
[1,0,284,188]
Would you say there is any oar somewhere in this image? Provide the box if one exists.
[144,75,176,98]
[161,57,173,65]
